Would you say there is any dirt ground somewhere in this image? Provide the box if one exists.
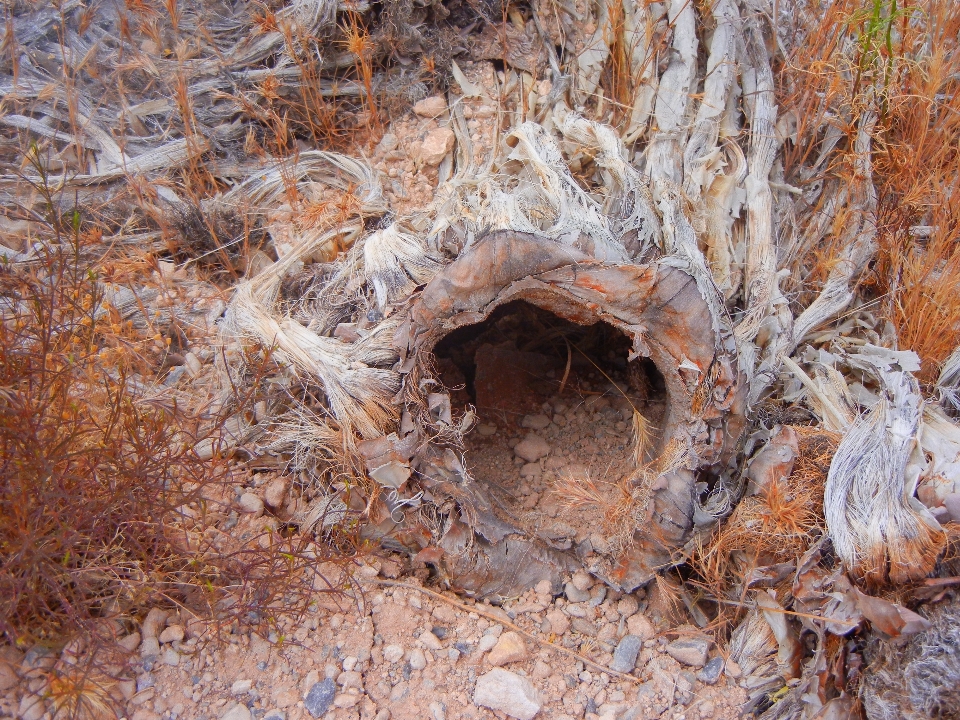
[118,570,746,720]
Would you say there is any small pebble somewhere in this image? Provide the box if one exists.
[698,656,724,685]
[303,679,336,718]
[610,635,641,673]
[407,648,427,671]
[238,493,264,514]
[230,679,253,695]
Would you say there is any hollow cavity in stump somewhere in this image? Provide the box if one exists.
[432,301,669,553]
[393,232,746,598]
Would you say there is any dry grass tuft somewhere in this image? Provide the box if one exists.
[47,662,119,720]
[689,428,840,602]
[0,164,358,653]
[779,0,960,379]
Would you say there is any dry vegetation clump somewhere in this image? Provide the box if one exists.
[0,164,360,662]
[777,0,960,380]
[688,429,838,612]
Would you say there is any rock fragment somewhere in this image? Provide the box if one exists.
[413,96,448,118]
[477,634,499,653]
[264,478,289,508]
[626,614,656,642]
[665,638,710,668]
[161,647,180,666]
[564,582,590,603]
[158,625,184,644]
[544,610,570,636]
[617,595,639,618]
[698,656,724,684]
[473,668,542,720]
[238,492,264,514]
[417,128,455,167]
[571,569,594,592]
[610,635,642,673]
[487,631,528,666]
[304,679,336,718]
[407,648,427,670]
[521,414,551,430]
[230,679,253,695]
[221,706,251,720]
[420,630,443,651]
[514,435,551,462]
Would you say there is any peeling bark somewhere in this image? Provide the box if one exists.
[385,231,747,594]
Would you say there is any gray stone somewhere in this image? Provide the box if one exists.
[571,618,597,637]
[477,634,499,653]
[564,581,591,603]
[514,435,551,463]
[220,705,251,720]
[263,712,286,720]
[140,636,160,658]
[161,646,180,667]
[610,635,642,673]
[665,638,710,668]
[521,414,551,430]
[428,701,446,720]
[473,668,542,720]
[477,424,498,436]
[136,673,155,693]
[230,679,253,695]
[698,656,724,685]
[304,678,336,718]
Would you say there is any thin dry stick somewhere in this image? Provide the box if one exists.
[557,337,573,396]
[372,579,645,684]
[711,598,859,626]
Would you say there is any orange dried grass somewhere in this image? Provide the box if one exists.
[690,428,840,592]
[779,0,960,378]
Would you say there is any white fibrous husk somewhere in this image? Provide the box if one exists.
[363,223,442,310]
[824,364,946,585]
[861,595,960,720]
[729,609,784,713]
[478,120,630,262]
